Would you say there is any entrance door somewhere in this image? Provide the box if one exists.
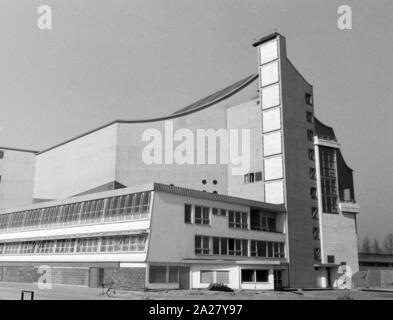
[274,270,283,290]
[179,267,190,289]
[327,268,332,288]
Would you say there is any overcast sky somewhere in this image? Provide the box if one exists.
[0,0,392,243]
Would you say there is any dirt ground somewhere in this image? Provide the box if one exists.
[0,281,393,300]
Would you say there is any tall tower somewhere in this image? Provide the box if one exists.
[253,32,319,287]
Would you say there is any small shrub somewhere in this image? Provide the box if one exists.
[207,283,234,292]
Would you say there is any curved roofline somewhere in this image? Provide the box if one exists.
[337,149,354,172]
[37,73,258,155]
[0,146,38,154]
[314,116,337,141]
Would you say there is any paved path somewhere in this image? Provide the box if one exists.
[1,281,393,300]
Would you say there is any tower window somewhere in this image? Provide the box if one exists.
[306,111,313,123]
[308,149,315,160]
[305,93,313,105]
[309,168,316,180]
[313,227,320,240]
[0,151,4,159]
[327,255,335,264]
[319,147,338,213]
[311,207,319,220]
[310,187,318,200]
[307,130,314,142]
[314,248,321,261]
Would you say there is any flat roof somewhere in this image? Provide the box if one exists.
[0,182,286,214]
[154,183,285,212]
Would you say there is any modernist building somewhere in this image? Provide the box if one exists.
[0,32,359,290]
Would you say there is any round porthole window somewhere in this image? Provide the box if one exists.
[213,180,217,185]
[202,179,207,185]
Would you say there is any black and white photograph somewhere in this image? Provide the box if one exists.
[0,0,392,310]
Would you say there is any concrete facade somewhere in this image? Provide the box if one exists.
[0,148,37,210]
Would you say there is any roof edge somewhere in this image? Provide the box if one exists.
[0,146,39,154]
[38,74,258,155]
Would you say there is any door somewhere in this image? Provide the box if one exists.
[274,270,283,290]
[89,268,102,288]
[179,267,190,289]
[327,268,332,288]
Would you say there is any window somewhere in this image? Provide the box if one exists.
[81,199,104,224]
[55,239,75,254]
[212,237,220,255]
[228,211,248,229]
[76,238,99,253]
[219,209,227,217]
[241,269,254,282]
[168,266,179,283]
[250,210,276,232]
[327,255,335,264]
[319,147,338,213]
[212,180,217,185]
[314,248,321,261]
[216,271,230,284]
[195,236,210,255]
[149,266,167,283]
[37,240,54,254]
[0,175,2,183]
[20,242,36,254]
[309,168,316,180]
[256,270,269,282]
[184,204,192,224]
[307,130,314,142]
[305,93,313,105]
[202,179,207,185]
[241,269,269,283]
[0,150,4,159]
[194,206,210,225]
[250,240,285,258]
[311,207,319,220]
[313,227,320,240]
[244,171,262,184]
[200,271,214,283]
[228,238,246,256]
[306,111,313,123]
[308,149,315,161]
[310,187,318,200]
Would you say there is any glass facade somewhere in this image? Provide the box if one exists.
[0,191,151,233]
[0,234,147,255]
[319,147,338,213]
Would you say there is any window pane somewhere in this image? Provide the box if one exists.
[256,270,269,282]
[241,269,254,282]
[168,267,178,283]
[200,271,214,284]
[184,204,192,224]
[212,237,220,255]
[149,266,167,283]
[216,271,230,284]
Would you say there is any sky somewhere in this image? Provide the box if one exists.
[0,0,392,243]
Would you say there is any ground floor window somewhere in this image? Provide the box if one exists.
[241,269,269,283]
[200,270,214,283]
[149,265,179,283]
[200,270,230,284]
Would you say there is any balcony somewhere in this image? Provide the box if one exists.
[339,201,360,214]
